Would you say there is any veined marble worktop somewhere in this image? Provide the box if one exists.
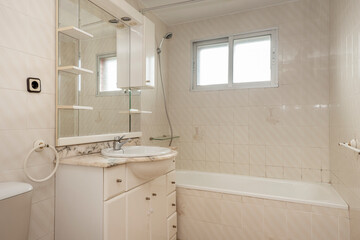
[59,150,178,168]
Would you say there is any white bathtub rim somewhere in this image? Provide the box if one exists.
[176,170,348,210]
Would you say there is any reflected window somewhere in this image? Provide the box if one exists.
[97,53,122,95]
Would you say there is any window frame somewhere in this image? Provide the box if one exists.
[191,28,278,91]
[96,53,123,97]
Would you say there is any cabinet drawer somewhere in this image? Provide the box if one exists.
[104,165,126,200]
[167,191,176,217]
[167,212,177,239]
[166,171,176,195]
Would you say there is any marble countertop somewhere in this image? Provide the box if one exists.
[59,150,178,168]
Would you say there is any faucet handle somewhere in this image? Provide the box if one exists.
[114,135,126,142]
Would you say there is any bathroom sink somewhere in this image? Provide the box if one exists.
[101,146,172,158]
[127,158,174,179]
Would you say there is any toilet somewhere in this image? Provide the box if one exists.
[0,182,33,240]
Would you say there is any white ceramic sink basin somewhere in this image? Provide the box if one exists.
[128,159,174,179]
[101,146,172,158]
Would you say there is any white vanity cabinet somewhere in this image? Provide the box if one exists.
[55,156,177,240]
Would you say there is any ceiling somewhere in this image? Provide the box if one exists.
[139,0,295,25]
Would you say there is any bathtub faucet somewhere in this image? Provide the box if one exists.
[113,135,130,151]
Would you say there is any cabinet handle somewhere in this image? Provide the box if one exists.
[116,179,122,183]
[152,193,157,196]
[172,225,177,229]
[171,181,176,184]
[172,203,176,206]
[145,197,150,200]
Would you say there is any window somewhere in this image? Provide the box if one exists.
[97,53,122,95]
[192,29,278,91]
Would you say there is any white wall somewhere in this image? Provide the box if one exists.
[168,0,331,182]
[0,0,56,239]
[329,0,360,239]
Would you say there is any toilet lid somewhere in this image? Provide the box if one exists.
[0,182,33,200]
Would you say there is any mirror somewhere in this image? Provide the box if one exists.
[56,0,141,145]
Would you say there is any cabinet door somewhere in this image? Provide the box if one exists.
[126,183,151,240]
[149,175,167,240]
[104,193,126,240]
[144,16,155,88]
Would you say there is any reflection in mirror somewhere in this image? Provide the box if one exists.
[97,53,121,95]
[57,0,140,142]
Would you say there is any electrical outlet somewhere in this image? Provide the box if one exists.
[27,77,41,93]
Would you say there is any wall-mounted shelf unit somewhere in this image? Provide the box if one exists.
[338,141,360,154]
[58,66,93,75]
[58,105,94,110]
[58,26,94,40]
[119,109,152,114]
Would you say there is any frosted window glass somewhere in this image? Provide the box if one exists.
[233,35,271,83]
[197,43,228,86]
[99,56,121,92]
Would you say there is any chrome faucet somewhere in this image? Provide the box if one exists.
[113,135,130,151]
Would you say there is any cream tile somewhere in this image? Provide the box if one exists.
[266,166,284,179]
[249,145,266,165]
[205,161,220,172]
[222,194,242,202]
[205,143,220,162]
[234,164,250,175]
[301,169,322,182]
[266,146,283,167]
[221,200,242,227]
[242,203,264,239]
[219,126,234,144]
[234,145,249,164]
[339,217,350,240]
[222,226,246,240]
[264,206,287,239]
[286,210,311,240]
[28,198,54,240]
[233,107,248,126]
[27,18,55,59]
[284,167,302,181]
[250,164,265,177]
[0,5,29,52]
[179,195,222,223]
[220,162,235,174]
[233,126,248,144]
[286,202,312,212]
[311,214,338,240]
[26,93,55,129]
[220,144,234,163]
[0,89,27,130]
[0,47,28,91]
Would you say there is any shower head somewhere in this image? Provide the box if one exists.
[164,32,173,39]
[157,32,173,54]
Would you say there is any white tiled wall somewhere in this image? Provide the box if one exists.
[0,0,56,239]
[168,0,331,183]
[177,187,350,240]
[329,0,360,239]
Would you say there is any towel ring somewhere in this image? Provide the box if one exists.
[24,140,59,183]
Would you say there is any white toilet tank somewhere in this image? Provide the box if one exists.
[0,182,33,240]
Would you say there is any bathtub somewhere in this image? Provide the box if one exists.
[176,170,349,240]
[176,170,347,209]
